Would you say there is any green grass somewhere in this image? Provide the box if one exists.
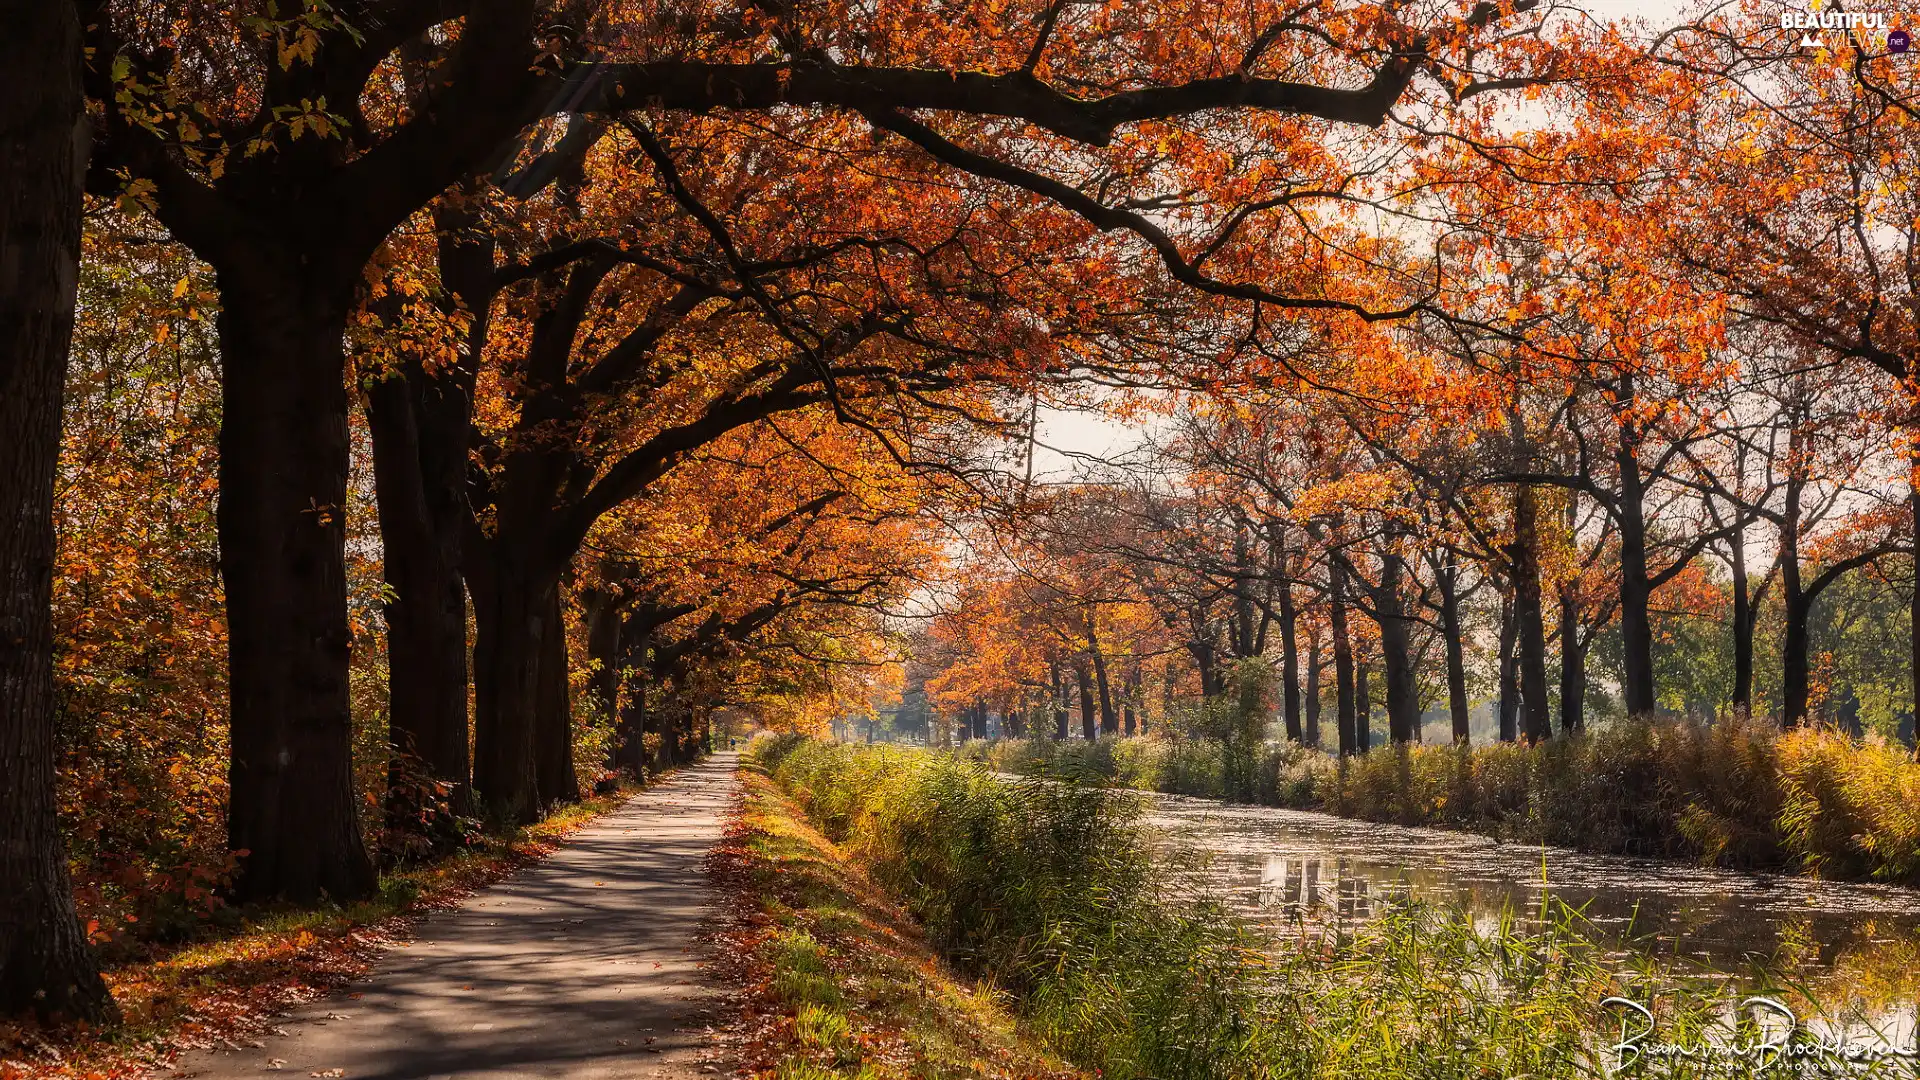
[761,736,1908,1080]
[711,759,1082,1080]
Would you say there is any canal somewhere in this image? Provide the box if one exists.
[1151,792,1920,984]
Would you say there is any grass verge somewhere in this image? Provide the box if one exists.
[2,783,651,1080]
[703,760,1084,1080]
[764,736,1908,1080]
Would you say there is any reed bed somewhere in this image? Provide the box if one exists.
[757,736,1899,1080]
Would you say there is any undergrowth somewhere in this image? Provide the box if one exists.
[761,735,1909,1080]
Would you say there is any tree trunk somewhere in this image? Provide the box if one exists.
[1277,583,1303,742]
[645,691,673,774]
[582,589,620,765]
[217,271,376,903]
[1076,663,1097,740]
[1232,524,1257,657]
[365,206,488,818]
[0,0,117,1017]
[534,587,576,807]
[1305,630,1322,750]
[1090,632,1118,735]
[1512,486,1553,742]
[1780,470,1809,728]
[1498,592,1520,742]
[1191,639,1220,698]
[1373,552,1420,745]
[1782,590,1812,728]
[1331,564,1357,757]
[365,370,471,817]
[1050,663,1068,740]
[1355,660,1372,754]
[615,615,649,779]
[468,555,550,825]
[1558,585,1585,735]
[1438,563,1470,744]
[1729,521,1754,718]
[1611,383,1656,717]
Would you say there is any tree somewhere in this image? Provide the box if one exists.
[0,0,117,1022]
[81,0,1549,892]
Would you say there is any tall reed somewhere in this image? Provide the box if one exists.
[757,737,1879,1080]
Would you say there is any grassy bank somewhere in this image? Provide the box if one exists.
[964,719,1920,883]
[705,761,1084,1080]
[753,736,1863,1080]
[1,783,651,1080]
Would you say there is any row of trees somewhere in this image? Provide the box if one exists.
[10,0,1917,1033]
[919,353,1913,754]
[1,0,1563,1024]
[913,0,1920,749]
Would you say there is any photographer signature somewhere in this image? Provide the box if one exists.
[1602,997,1920,1073]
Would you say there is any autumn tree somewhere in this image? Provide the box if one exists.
[75,0,1556,895]
[0,0,118,1021]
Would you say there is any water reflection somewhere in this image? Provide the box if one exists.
[1150,792,1920,977]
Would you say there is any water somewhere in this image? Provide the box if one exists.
[1150,792,1920,980]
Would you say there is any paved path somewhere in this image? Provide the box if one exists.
[171,754,739,1080]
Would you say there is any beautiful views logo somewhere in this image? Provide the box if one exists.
[1780,2,1909,49]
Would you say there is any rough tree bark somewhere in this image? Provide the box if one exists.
[1355,660,1372,754]
[1089,626,1118,735]
[218,271,378,903]
[582,588,620,761]
[616,617,651,778]
[0,0,117,1020]
[365,364,472,816]
[467,556,551,825]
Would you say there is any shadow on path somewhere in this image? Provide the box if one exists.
[168,754,739,1080]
